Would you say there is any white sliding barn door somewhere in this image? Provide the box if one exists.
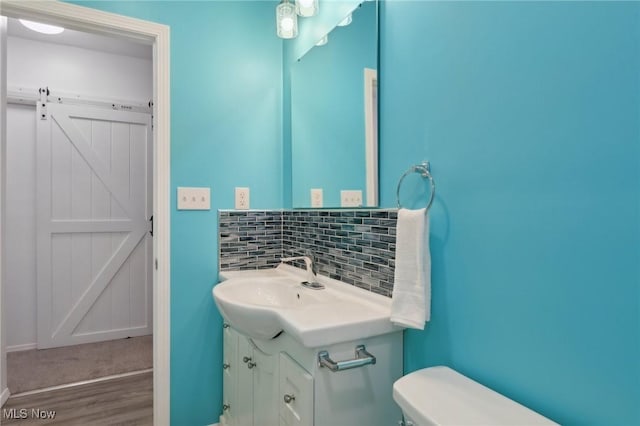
[36,102,152,349]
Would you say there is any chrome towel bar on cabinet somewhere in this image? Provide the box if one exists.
[396,161,436,213]
[318,345,376,372]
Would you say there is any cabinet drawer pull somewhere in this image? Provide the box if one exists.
[223,404,230,411]
[247,361,257,369]
[223,363,230,370]
[318,345,376,372]
[283,394,295,404]
[222,323,230,329]
[242,356,252,363]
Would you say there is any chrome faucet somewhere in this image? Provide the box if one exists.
[280,255,325,290]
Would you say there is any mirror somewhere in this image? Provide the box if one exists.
[290,0,378,208]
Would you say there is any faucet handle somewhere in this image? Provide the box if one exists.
[280,256,308,263]
[304,250,317,274]
[281,255,313,269]
[301,256,313,271]
[281,255,318,284]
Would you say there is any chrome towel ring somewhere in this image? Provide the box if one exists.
[396,161,436,212]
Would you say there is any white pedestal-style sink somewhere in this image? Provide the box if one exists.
[212,264,401,347]
[213,264,405,426]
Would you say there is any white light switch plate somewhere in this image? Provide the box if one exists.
[235,187,250,210]
[311,188,323,208]
[340,190,363,207]
[177,187,210,210]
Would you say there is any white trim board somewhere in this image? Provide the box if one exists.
[7,86,152,113]
[0,1,171,424]
[0,14,7,407]
[10,368,153,398]
[6,343,36,353]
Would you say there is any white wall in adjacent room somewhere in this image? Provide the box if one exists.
[8,36,152,101]
[5,35,151,350]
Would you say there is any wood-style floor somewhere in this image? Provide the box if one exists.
[2,371,152,425]
[8,336,153,394]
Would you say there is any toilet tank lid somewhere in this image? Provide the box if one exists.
[392,366,557,426]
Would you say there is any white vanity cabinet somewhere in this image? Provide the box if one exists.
[219,324,403,426]
[221,324,279,426]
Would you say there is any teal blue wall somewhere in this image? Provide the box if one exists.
[379,1,640,424]
[290,1,376,207]
[65,1,640,424]
[283,27,293,209]
[69,2,282,424]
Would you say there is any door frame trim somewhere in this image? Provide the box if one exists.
[0,1,171,423]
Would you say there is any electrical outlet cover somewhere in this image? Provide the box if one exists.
[311,188,323,208]
[235,187,250,210]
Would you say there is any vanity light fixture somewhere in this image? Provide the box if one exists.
[19,19,64,35]
[276,0,298,39]
[296,0,318,17]
[337,14,352,27]
[315,35,328,46]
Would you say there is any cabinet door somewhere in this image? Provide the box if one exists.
[222,324,238,425]
[279,353,313,426]
[236,335,255,426]
[252,348,279,426]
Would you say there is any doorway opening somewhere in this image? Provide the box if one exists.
[6,20,153,396]
[0,2,170,423]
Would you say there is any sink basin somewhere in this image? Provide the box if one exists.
[212,264,402,347]
[213,274,337,340]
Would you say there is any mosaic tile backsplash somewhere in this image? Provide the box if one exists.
[218,211,282,271]
[218,209,397,297]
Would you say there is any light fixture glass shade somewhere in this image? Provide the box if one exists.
[315,35,328,46]
[296,0,318,17]
[276,0,298,39]
[19,19,64,35]
[337,14,352,27]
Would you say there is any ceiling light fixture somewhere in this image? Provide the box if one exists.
[296,0,318,18]
[19,19,65,35]
[337,14,352,27]
[276,0,298,39]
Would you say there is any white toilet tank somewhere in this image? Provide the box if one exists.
[393,366,557,426]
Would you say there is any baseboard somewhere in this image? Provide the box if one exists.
[1,387,10,407]
[6,343,36,353]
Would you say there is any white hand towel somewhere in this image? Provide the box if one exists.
[391,208,431,329]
